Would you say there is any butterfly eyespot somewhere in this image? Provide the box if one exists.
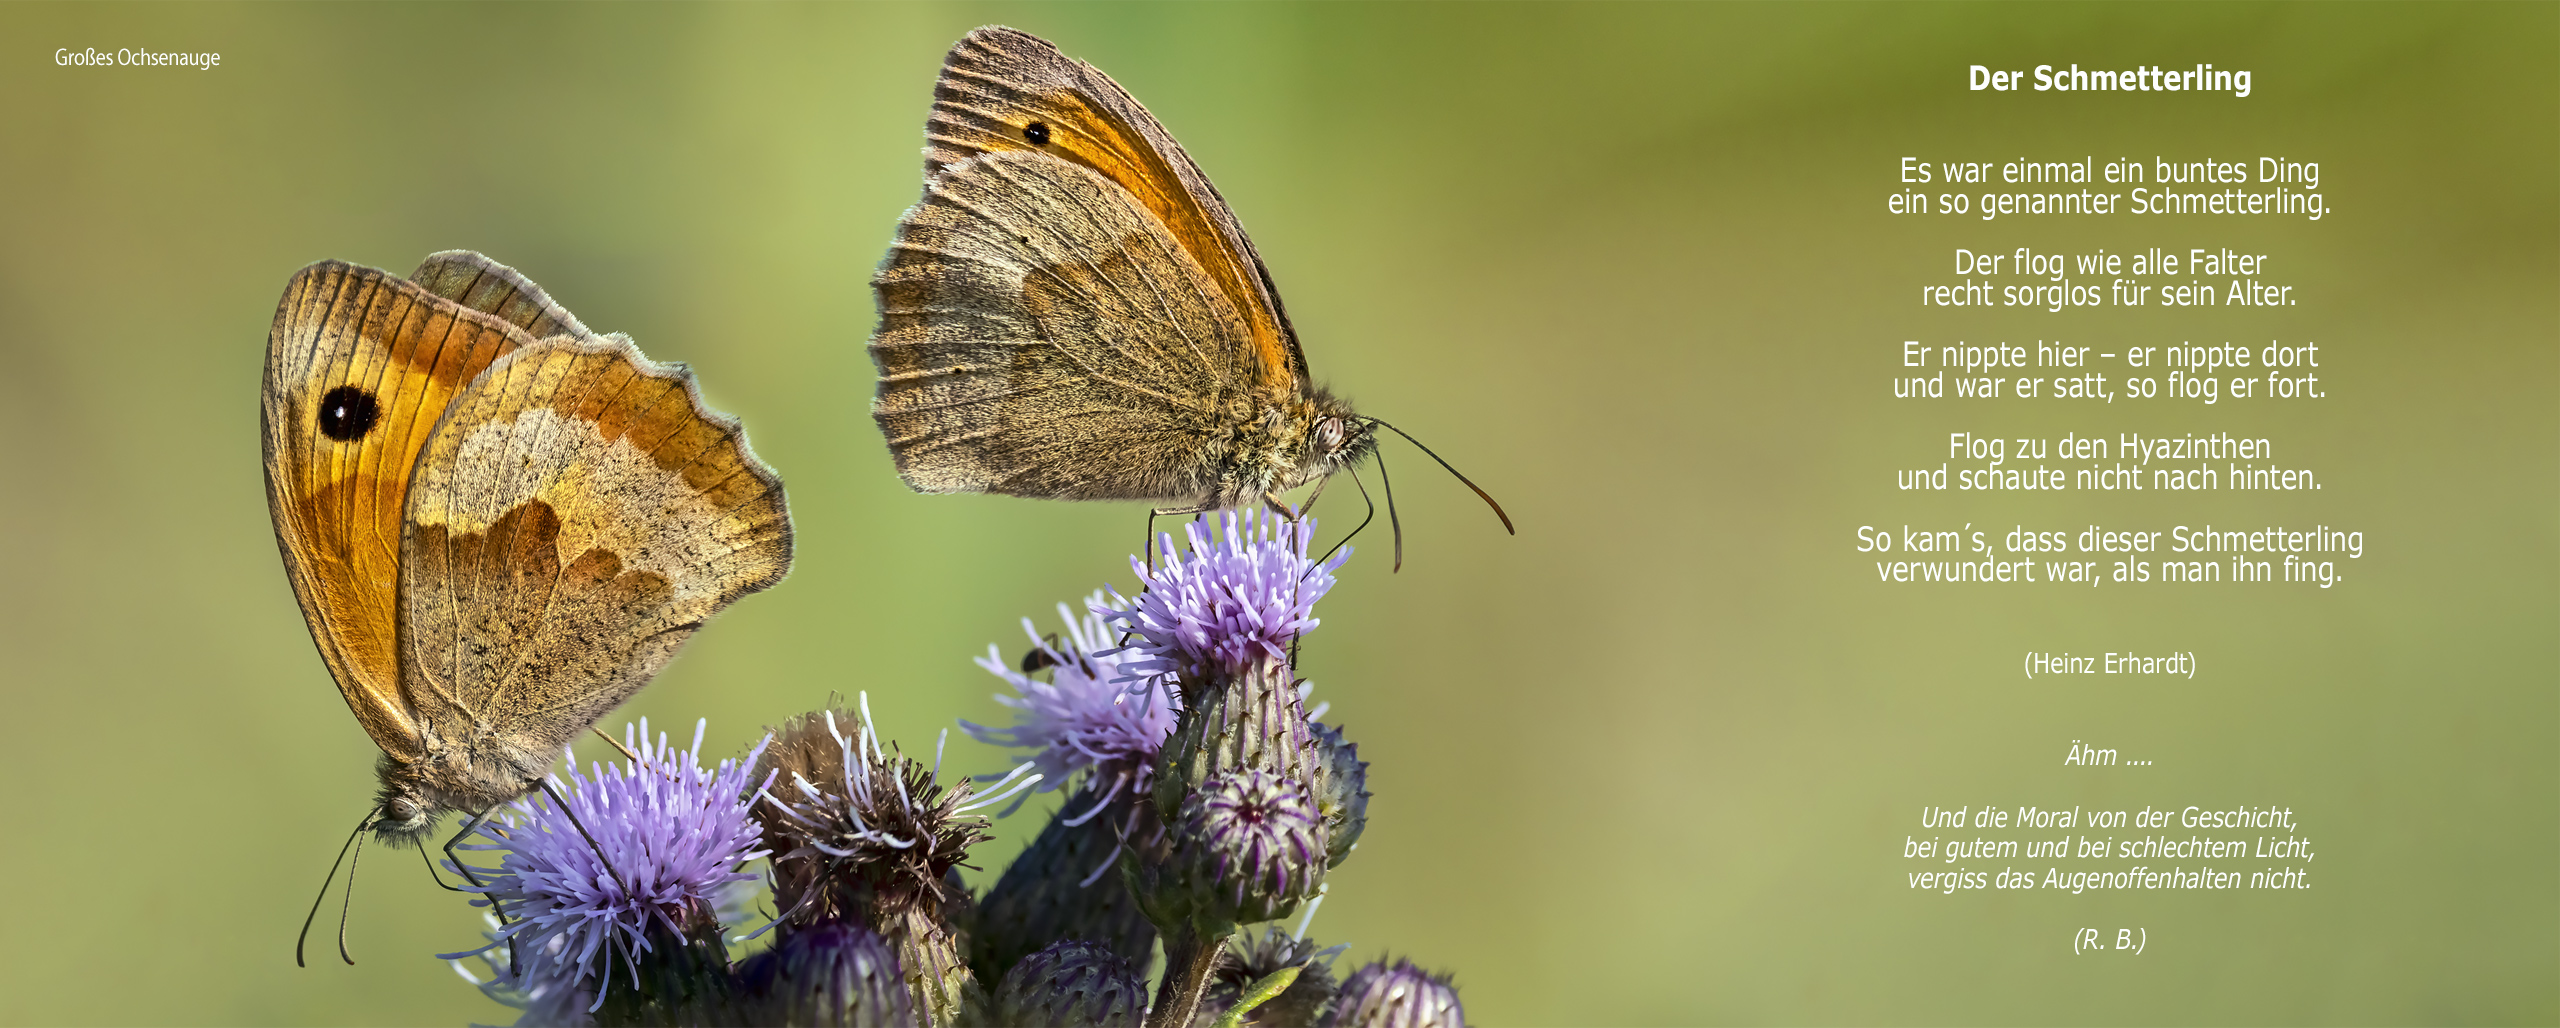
[316,384,381,442]
[1023,121,1050,145]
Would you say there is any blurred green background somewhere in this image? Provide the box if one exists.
[1,3,2550,1024]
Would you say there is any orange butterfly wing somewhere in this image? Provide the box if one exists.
[923,26,1307,392]
[408,249,598,344]
[260,261,537,759]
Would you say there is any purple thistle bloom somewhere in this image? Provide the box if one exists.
[963,594,1181,816]
[1102,509,1347,691]
[451,913,595,1028]
[443,720,773,1013]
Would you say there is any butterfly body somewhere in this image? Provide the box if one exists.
[870,28,1375,515]
[264,252,791,841]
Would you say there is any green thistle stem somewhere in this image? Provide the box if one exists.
[1146,921,1235,1028]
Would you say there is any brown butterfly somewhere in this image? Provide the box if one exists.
[869,27,1509,562]
[263,251,792,959]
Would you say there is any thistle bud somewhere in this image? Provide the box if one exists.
[733,922,915,1027]
[1171,769,1329,929]
[1152,656,1320,824]
[985,939,1149,1027]
[1322,960,1464,1028]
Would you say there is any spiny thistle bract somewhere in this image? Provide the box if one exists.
[424,512,1465,1028]
[1308,723,1370,869]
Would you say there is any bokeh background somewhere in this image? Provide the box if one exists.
[1,3,2551,1024]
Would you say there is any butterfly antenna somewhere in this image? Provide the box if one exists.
[333,827,370,965]
[297,812,371,967]
[1373,439,1404,572]
[1367,418,1514,535]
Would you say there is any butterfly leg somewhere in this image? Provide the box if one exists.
[1295,475,1335,519]
[1146,503,1216,567]
[414,835,459,891]
[443,804,524,978]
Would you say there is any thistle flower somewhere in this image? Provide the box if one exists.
[964,595,1182,985]
[442,720,771,1017]
[753,696,1040,1024]
[965,595,1181,815]
[1322,960,1465,1028]
[731,921,914,1027]
[988,939,1150,1027]
[1102,510,1346,696]
[451,914,594,1028]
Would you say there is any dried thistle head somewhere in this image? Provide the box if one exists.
[751,701,1037,928]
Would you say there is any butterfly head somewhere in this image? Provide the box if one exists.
[1296,388,1375,485]
[366,758,441,842]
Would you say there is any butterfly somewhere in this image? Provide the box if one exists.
[869,27,1509,561]
[261,251,793,931]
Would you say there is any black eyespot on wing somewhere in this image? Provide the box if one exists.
[1023,121,1050,145]
[316,384,381,441]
